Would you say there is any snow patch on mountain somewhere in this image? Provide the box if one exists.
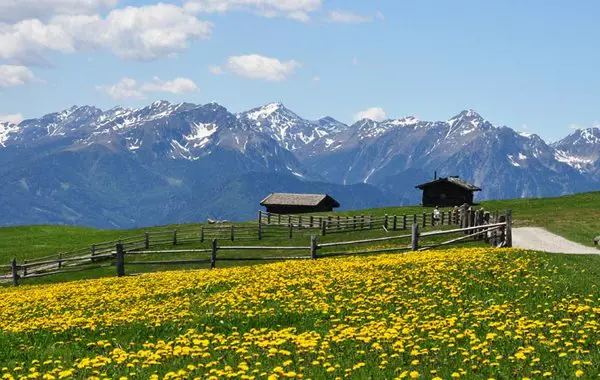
[554,150,594,172]
[0,122,20,147]
[185,122,217,149]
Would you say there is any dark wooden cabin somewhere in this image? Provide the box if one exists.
[415,176,481,207]
[260,193,340,214]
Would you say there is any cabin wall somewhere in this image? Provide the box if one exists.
[421,183,475,207]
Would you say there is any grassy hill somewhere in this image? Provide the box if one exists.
[0,191,598,283]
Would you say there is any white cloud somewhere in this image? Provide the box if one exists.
[352,57,358,65]
[97,78,145,100]
[328,10,374,24]
[0,65,39,88]
[0,113,24,124]
[214,54,302,82]
[97,76,199,100]
[312,75,320,82]
[0,0,119,23]
[0,3,212,64]
[140,77,199,94]
[354,107,387,122]
[208,65,223,75]
[184,0,321,22]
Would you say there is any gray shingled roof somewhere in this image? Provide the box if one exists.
[260,193,340,207]
[415,176,481,191]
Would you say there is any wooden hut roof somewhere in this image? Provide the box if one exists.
[260,193,340,207]
[415,176,481,191]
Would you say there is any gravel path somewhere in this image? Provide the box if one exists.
[513,227,599,254]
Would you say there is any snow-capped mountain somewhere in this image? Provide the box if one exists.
[552,127,600,174]
[0,101,598,228]
[239,103,347,154]
[304,109,598,200]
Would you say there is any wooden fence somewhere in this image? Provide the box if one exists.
[7,210,512,285]
[258,210,464,234]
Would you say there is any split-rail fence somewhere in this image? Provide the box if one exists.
[5,209,512,286]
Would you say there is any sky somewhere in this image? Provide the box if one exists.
[0,0,599,142]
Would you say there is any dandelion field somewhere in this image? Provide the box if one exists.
[0,248,599,379]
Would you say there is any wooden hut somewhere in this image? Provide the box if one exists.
[415,176,481,207]
[260,193,340,214]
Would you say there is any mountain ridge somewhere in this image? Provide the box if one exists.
[0,100,598,228]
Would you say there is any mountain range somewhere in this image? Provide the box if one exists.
[0,101,598,228]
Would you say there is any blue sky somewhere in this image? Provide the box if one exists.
[0,0,599,142]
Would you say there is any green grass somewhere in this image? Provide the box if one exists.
[1,191,599,285]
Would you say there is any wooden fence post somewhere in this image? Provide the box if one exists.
[288,215,292,228]
[311,235,318,260]
[211,239,217,269]
[337,215,340,229]
[422,212,427,228]
[58,253,63,269]
[257,221,262,241]
[441,211,445,226]
[483,212,491,243]
[505,210,513,247]
[11,258,18,286]
[144,233,150,249]
[368,215,372,229]
[353,216,357,230]
[115,244,125,277]
[231,225,235,241]
[431,212,435,227]
[278,214,281,225]
[321,220,326,236]
[257,211,263,240]
[172,230,177,246]
[289,223,293,239]
[310,216,314,228]
[411,224,419,251]
[393,215,397,231]
[22,260,27,277]
[384,214,389,230]
[413,214,417,224]
[403,215,407,230]
[360,215,365,229]
[267,212,271,225]
[201,227,205,243]
[299,216,303,229]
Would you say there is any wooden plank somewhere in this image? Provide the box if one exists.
[127,259,212,266]
[320,246,411,258]
[21,264,112,279]
[128,249,212,255]
[419,222,507,237]
[317,232,412,248]
[219,246,310,251]
[217,256,311,262]
[418,225,503,251]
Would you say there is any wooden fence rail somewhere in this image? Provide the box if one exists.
[7,209,512,285]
